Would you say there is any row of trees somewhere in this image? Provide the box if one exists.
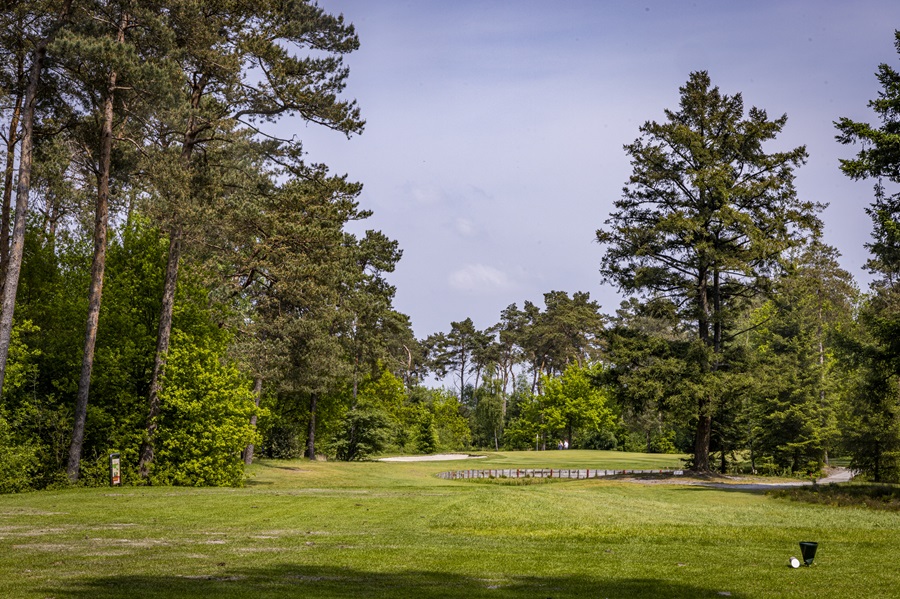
[597,50,900,480]
[418,44,900,483]
[0,0,424,491]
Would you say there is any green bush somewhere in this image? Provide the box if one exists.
[581,428,618,451]
[0,413,38,494]
[149,331,260,486]
[415,410,439,454]
[331,404,391,461]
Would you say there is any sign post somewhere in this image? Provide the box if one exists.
[109,453,121,486]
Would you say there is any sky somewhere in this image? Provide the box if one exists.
[292,0,900,340]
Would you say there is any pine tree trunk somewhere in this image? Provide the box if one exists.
[138,225,182,478]
[692,267,713,472]
[0,0,73,396]
[306,393,317,460]
[458,353,466,398]
[243,377,263,465]
[138,74,205,479]
[352,348,359,406]
[817,291,829,466]
[1,91,22,290]
[403,344,413,387]
[66,12,126,483]
[694,411,712,471]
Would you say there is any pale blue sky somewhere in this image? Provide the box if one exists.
[295,1,900,338]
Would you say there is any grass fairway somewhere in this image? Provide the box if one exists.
[1,450,898,598]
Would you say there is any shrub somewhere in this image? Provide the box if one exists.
[0,413,38,494]
[150,331,260,486]
[331,404,392,461]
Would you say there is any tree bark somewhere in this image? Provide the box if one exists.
[1,91,22,290]
[351,347,359,405]
[243,377,263,465]
[138,73,206,479]
[693,409,712,472]
[66,11,127,483]
[693,267,712,472]
[817,286,830,466]
[0,0,73,397]
[306,393,317,460]
[138,225,182,478]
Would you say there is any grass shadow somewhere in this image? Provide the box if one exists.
[771,482,900,510]
[244,479,275,486]
[675,483,793,495]
[39,563,748,599]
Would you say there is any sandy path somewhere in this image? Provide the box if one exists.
[662,467,855,491]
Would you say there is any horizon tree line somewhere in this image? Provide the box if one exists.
[1,5,899,489]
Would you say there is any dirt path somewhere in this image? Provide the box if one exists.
[664,467,855,491]
[818,467,854,484]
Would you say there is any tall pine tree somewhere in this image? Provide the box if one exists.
[835,30,900,482]
[598,71,820,471]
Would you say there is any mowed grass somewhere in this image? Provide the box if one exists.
[1,450,898,599]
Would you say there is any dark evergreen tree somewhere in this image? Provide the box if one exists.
[424,318,489,398]
[835,30,900,481]
[598,71,820,471]
[746,241,856,473]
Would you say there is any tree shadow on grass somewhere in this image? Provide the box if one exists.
[41,563,747,599]
[244,479,275,486]
[676,483,809,495]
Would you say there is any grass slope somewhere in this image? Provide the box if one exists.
[1,450,897,598]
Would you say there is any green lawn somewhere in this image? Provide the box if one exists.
[1,450,897,598]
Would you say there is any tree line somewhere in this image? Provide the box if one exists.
[416,43,900,483]
[1,4,899,490]
[0,0,418,490]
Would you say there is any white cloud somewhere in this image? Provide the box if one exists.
[448,264,513,293]
[402,182,447,206]
[455,217,477,237]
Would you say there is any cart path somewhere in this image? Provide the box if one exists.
[818,467,854,484]
[681,467,854,491]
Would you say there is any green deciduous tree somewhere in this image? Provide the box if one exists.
[472,376,504,450]
[598,71,820,471]
[541,364,615,449]
[426,388,471,451]
[331,403,391,461]
[149,330,259,487]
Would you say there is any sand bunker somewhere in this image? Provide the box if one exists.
[378,454,486,462]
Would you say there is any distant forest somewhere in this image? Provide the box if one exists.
[1,3,899,492]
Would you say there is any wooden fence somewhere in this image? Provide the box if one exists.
[436,468,682,480]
